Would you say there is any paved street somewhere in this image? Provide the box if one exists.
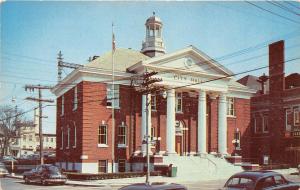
[0,178,119,190]
[1,173,300,190]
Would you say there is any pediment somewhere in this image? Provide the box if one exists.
[139,46,234,77]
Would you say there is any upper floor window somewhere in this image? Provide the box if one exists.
[67,127,70,149]
[98,125,107,145]
[61,128,64,149]
[286,108,293,131]
[227,97,235,116]
[61,95,64,116]
[175,92,183,113]
[151,95,156,111]
[29,135,32,141]
[106,84,119,108]
[23,135,26,141]
[118,123,126,145]
[294,107,300,126]
[73,86,78,111]
[263,115,269,133]
[73,125,77,148]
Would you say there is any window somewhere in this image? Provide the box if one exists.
[46,137,49,142]
[29,135,32,141]
[98,160,107,173]
[226,177,254,188]
[294,107,300,126]
[274,175,286,185]
[286,108,293,131]
[151,95,156,111]
[118,123,126,145]
[51,138,54,143]
[252,117,257,134]
[106,84,119,108]
[256,177,275,189]
[73,125,77,148]
[227,97,235,116]
[175,92,182,112]
[23,135,26,142]
[36,137,39,142]
[67,127,70,148]
[61,128,64,149]
[234,130,241,149]
[73,86,78,111]
[118,159,126,172]
[61,95,64,116]
[151,127,155,139]
[263,115,269,133]
[98,125,107,145]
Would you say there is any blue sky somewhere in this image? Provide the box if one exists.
[1,1,300,133]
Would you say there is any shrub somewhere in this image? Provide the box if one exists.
[64,171,162,180]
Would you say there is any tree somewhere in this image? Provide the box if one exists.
[0,105,29,157]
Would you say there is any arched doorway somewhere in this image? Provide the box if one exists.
[175,120,188,156]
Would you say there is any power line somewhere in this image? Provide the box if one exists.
[267,1,300,16]
[284,1,300,10]
[245,1,300,25]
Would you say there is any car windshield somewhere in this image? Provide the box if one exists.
[226,177,254,189]
[47,166,61,174]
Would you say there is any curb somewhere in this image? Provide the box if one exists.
[5,175,23,180]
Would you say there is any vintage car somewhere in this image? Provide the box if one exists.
[0,162,9,177]
[222,170,300,190]
[23,164,67,185]
[119,182,187,190]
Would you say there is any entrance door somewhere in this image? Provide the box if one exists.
[175,136,182,155]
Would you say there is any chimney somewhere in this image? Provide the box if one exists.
[269,40,285,95]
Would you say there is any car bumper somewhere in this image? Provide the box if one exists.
[45,178,67,184]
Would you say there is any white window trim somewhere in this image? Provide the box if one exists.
[175,92,183,113]
[294,107,300,126]
[227,97,235,116]
[98,144,109,148]
[117,123,126,147]
[106,84,120,109]
[66,127,70,149]
[60,128,64,150]
[286,108,292,131]
[73,86,78,111]
[61,95,64,116]
[73,124,77,148]
[98,124,108,146]
[151,95,157,111]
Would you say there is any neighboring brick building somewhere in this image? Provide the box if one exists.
[239,40,300,166]
[52,14,255,173]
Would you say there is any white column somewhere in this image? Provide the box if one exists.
[141,94,151,156]
[166,89,176,154]
[197,90,207,155]
[218,93,228,155]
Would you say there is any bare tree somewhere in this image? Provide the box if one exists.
[0,105,29,157]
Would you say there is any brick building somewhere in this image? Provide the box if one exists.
[238,40,300,166]
[52,14,255,173]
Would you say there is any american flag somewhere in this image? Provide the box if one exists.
[112,23,116,52]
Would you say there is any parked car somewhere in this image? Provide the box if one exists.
[0,163,8,177]
[221,170,300,190]
[119,182,187,190]
[23,164,67,185]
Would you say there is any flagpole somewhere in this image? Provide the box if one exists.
[111,22,115,173]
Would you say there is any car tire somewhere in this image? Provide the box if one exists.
[41,178,47,186]
[24,177,30,184]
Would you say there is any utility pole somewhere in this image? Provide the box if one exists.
[25,85,54,165]
[138,71,162,185]
[57,51,83,83]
